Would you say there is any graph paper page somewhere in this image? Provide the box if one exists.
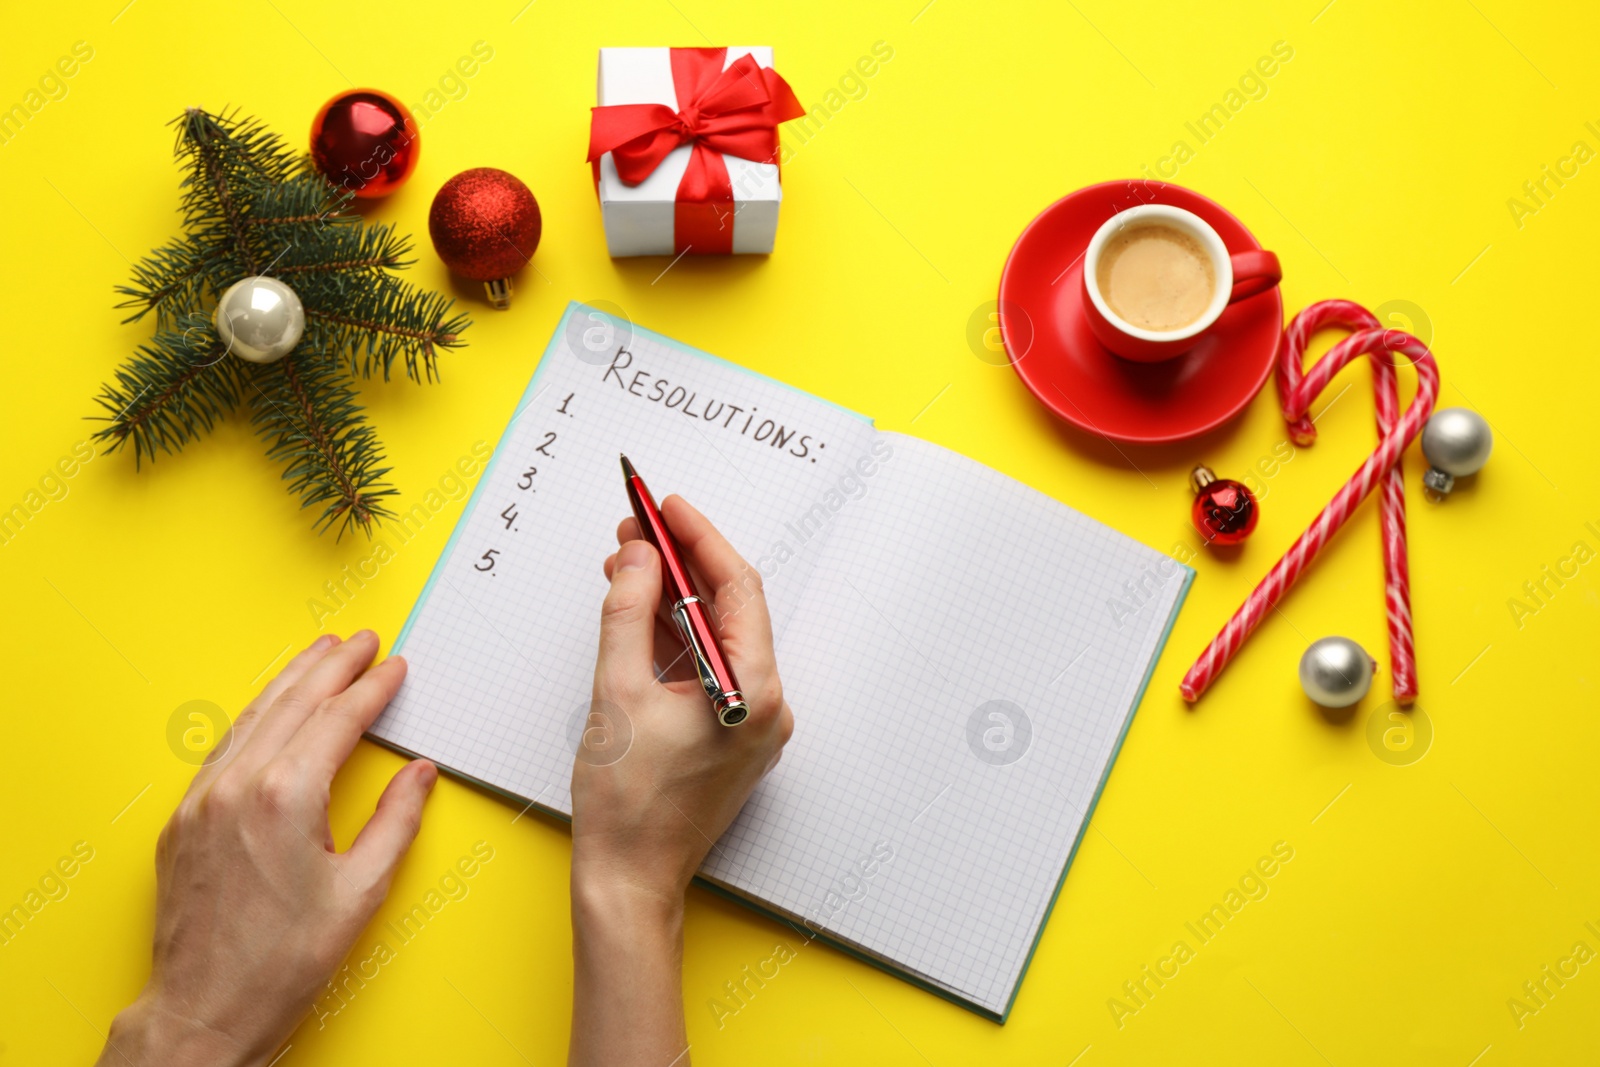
[371,304,879,814]
[704,431,1189,1015]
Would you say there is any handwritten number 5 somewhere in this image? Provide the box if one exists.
[474,549,500,572]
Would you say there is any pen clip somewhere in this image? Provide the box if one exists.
[671,597,748,727]
[671,597,721,702]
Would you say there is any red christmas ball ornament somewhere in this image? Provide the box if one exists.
[429,168,541,310]
[309,89,419,198]
[1190,465,1258,546]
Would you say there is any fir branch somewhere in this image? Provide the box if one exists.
[90,314,245,465]
[177,107,296,183]
[300,276,469,383]
[250,208,355,227]
[89,107,472,538]
[243,172,356,237]
[173,109,288,276]
[116,111,307,323]
[247,351,397,538]
[115,234,230,325]
[276,256,399,275]
[273,231,412,274]
[259,195,414,278]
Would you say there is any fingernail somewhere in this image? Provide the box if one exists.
[352,629,376,643]
[419,761,439,789]
[310,634,337,651]
[616,541,651,573]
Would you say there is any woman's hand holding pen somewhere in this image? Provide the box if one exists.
[568,493,794,1067]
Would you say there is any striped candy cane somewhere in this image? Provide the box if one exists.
[1180,301,1438,703]
[1278,301,1419,704]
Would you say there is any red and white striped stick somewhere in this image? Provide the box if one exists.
[1278,301,1419,703]
[1179,300,1438,703]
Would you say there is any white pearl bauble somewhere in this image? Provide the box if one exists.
[1298,636,1375,708]
[214,276,305,363]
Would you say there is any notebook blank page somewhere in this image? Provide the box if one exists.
[702,431,1187,1015]
[371,309,878,813]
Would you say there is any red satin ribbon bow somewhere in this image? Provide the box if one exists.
[588,48,804,254]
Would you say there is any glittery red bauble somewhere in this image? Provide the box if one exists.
[1191,468,1259,546]
[309,89,419,198]
[428,168,542,281]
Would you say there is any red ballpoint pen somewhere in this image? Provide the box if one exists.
[620,455,749,727]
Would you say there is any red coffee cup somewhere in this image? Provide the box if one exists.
[1082,204,1281,362]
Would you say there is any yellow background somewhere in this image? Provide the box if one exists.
[3,0,1597,1063]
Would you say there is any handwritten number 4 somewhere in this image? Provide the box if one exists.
[474,549,500,572]
[501,503,519,530]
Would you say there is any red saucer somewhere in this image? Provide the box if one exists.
[999,181,1283,445]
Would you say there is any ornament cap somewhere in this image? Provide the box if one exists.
[1422,467,1455,497]
[484,278,512,311]
[1189,465,1216,494]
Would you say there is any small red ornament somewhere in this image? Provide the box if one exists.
[428,168,541,310]
[309,89,419,198]
[1190,465,1258,546]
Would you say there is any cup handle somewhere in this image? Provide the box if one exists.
[1228,250,1281,303]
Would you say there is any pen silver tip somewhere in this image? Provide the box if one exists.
[619,454,636,479]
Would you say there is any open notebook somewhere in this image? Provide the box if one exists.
[371,303,1191,1020]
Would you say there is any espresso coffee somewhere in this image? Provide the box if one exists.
[1095,224,1216,332]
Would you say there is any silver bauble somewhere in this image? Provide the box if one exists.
[214,276,305,364]
[1298,636,1375,708]
[1421,407,1492,495]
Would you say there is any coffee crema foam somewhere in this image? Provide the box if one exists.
[1096,224,1215,332]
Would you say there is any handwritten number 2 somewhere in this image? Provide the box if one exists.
[474,549,500,572]
[536,432,557,457]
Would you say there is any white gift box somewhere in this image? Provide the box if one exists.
[595,47,784,257]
